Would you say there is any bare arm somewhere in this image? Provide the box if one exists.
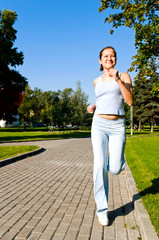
[108,69,133,106]
[87,78,97,114]
[118,72,133,106]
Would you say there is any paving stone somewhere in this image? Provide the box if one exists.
[127,228,140,240]
[90,230,103,240]
[9,220,27,232]
[79,225,92,237]
[14,226,33,239]
[104,226,115,239]
[47,218,61,229]
[27,232,42,240]
[39,228,55,240]
[0,226,11,238]
[51,234,65,240]
[0,230,18,240]
[32,221,48,233]
[64,229,79,240]
[55,223,69,235]
[78,236,90,240]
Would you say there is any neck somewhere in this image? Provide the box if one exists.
[101,68,115,82]
[102,69,113,80]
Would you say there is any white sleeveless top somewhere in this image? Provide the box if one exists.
[94,75,125,115]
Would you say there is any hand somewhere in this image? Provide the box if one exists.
[108,69,120,82]
[87,105,95,114]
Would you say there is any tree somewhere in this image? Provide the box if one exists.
[72,81,90,126]
[18,85,33,123]
[0,9,27,121]
[41,91,55,125]
[133,58,159,132]
[51,90,63,127]
[19,87,45,124]
[99,0,159,71]
[133,71,147,131]
[30,88,44,122]
[19,83,91,127]
[60,88,74,125]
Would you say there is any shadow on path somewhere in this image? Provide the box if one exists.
[109,177,159,225]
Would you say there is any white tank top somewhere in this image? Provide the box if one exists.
[94,75,125,115]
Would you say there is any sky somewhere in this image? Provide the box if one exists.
[1,0,137,104]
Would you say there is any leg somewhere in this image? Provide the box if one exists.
[108,119,126,175]
[91,127,109,212]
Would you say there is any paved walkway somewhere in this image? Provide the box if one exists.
[0,138,141,240]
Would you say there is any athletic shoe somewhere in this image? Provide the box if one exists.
[97,211,109,226]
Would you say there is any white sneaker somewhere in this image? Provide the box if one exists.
[97,211,109,226]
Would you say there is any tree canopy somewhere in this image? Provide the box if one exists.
[99,0,159,71]
[19,81,91,127]
[0,9,27,121]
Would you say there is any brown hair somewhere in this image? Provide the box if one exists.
[99,46,117,71]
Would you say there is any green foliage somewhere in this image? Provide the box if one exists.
[18,85,33,122]
[19,81,91,127]
[0,9,27,121]
[99,0,159,71]
[133,57,159,131]
[0,9,24,67]
[71,81,91,126]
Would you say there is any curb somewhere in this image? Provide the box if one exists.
[0,147,45,167]
[125,163,159,240]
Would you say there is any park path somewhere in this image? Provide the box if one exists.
[0,138,141,240]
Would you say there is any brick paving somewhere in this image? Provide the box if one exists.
[0,138,141,240]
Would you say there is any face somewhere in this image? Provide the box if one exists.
[99,48,116,70]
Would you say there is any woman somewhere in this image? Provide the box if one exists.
[87,46,133,226]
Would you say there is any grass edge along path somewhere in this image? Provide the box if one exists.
[0,145,39,160]
[125,136,159,237]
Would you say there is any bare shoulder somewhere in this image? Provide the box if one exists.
[93,77,98,87]
[120,72,132,85]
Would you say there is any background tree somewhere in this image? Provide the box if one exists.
[41,91,55,125]
[19,82,91,127]
[133,58,159,132]
[29,88,44,123]
[50,90,62,127]
[19,85,33,123]
[71,81,90,126]
[60,88,73,126]
[133,71,147,131]
[0,9,27,121]
[99,0,159,71]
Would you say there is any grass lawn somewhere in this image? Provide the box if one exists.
[0,128,158,143]
[0,145,39,160]
[0,130,91,142]
[125,136,159,237]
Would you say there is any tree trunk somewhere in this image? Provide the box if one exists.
[151,123,154,132]
[138,120,142,131]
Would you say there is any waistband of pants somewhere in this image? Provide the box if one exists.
[93,114,125,124]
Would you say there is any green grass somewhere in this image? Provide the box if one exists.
[0,130,91,142]
[125,136,159,236]
[0,145,39,160]
[0,128,158,143]
[126,128,159,136]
